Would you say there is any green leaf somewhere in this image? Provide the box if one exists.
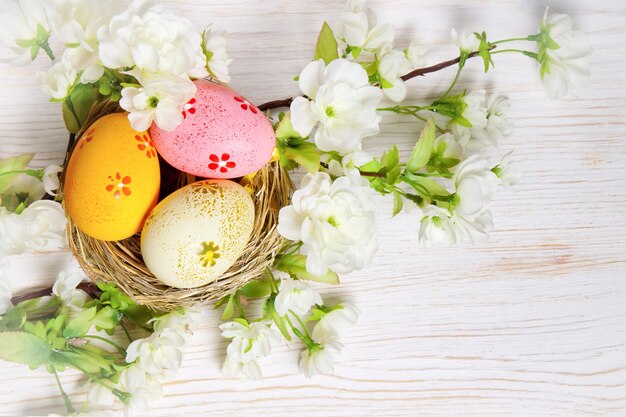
[313,22,339,64]
[0,154,34,194]
[24,321,47,341]
[404,193,424,207]
[392,191,403,217]
[404,172,450,199]
[238,279,272,299]
[15,38,35,48]
[57,349,113,375]
[63,84,99,134]
[379,77,394,89]
[381,145,400,172]
[306,308,326,322]
[221,295,235,320]
[362,61,378,76]
[232,317,249,327]
[45,316,65,343]
[275,113,302,141]
[275,254,339,284]
[386,165,401,185]
[276,114,320,173]
[0,332,51,368]
[283,140,320,173]
[381,145,401,185]
[0,307,27,331]
[63,307,96,338]
[360,159,382,174]
[405,118,436,173]
[94,306,120,332]
[474,31,494,73]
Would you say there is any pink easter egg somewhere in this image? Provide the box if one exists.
[150,80,275,179]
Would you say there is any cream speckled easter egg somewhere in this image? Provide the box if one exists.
[140,180,255,288]
[150,79,275,179]
[64,113,160,241]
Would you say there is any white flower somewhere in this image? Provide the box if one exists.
[89,365,161,417]
[290,59,382,155]
[278,172,378,276]
[377,47,409,102]
[418,205,463,247]
[484,93,512,144]
[201,24,232,83]
[220,320,280,381]
[97,1,204,79]
[151,308,198,344]
[311,303,360,340]
[404,39,427,69]
[126,328,185,376]
[335,0,394,57]
[0,200,66,256]
[221,344,263,381]
[449,90,488,147]
[450,28,479,53]
[326,150,373,177]
[119,73,196,131]
[0,0,51,65]
[42,164,62,196]
[453,209,493,243]
[465,93,512,149]
[45,0,128,83]
[493,151,521,188]
[299,338,343,378]
[538,8,591,99]
[52,270,87,311]
[453,155,498,218]
[37,61,77,100]
[274,278,323,317]
[434,133,463,161]
[0,172,44,212]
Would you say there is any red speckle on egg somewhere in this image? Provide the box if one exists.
[150,80,276,179]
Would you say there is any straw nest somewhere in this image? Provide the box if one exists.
[61,100,293,310]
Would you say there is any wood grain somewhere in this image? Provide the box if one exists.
[1,1,625,416]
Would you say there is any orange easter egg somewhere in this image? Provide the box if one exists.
[64,113,161,241]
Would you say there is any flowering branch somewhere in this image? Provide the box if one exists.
[400,46,495,81]
[258,97,295,112]
[258,47,495,111]
[10,281,100,305]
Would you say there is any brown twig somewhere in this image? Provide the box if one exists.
[400,49,490,81]
[258,97,295,112]
[257,48,495,111]
[10,282,101,305]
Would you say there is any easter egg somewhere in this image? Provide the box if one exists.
[140,179,255,288]
[150,79,275,179]
[64,113,160,241]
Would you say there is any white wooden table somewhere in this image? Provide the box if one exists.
[1,1,625,416]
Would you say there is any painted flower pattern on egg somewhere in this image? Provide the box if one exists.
[182,98,197,119]
[106,173,132,199]
[135,134,157,159]
[198,241,221,267]
[78,128,95,150]
[234,96,258,114]
[150,80,276,179]
[208,153,236,174]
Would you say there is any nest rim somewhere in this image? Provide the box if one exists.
[62,100,293,311]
